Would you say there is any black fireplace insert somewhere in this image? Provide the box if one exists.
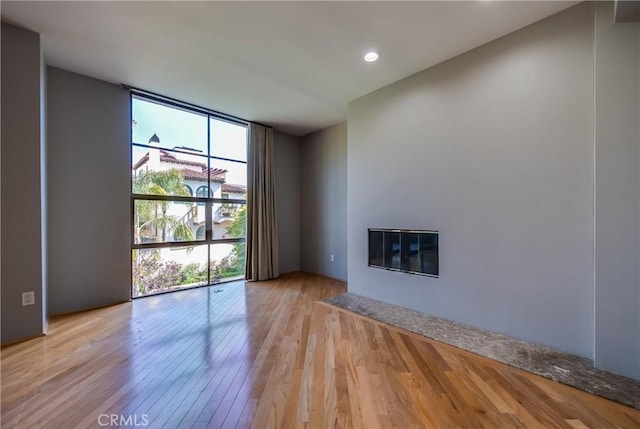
[368,228,438,277]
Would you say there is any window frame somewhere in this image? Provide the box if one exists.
[196,186,213,198]
[130,92,248,298]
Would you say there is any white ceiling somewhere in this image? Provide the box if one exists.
[2,1,578,136]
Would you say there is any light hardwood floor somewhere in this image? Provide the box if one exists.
[2,273,639,428]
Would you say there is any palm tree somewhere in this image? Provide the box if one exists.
[133,168,194,243]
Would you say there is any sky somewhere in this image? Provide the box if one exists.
[132,96,247,185]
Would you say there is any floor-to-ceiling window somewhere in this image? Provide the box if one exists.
[130,94,247,297]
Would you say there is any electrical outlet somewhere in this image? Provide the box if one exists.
[330,254,335,262]
[22,291,35,306]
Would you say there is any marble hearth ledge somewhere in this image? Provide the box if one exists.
[324,293,639,410]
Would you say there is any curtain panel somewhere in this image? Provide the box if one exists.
[245,123,279,281]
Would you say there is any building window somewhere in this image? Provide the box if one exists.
[196,186,212,198]
[130,93,248,298]
[196,225,206,240]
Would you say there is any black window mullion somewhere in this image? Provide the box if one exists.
[206,113,212,284]
[205,201,213,242]
[212,198,246,203]
[132,143,209,161]
[132,194,209,203]
[207,114,211,200]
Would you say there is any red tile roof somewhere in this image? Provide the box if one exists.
[221,183,246,194]
[179,168,227,183]
[133,151,244,189]
[159,151,206,168]
[210,168,227,182]
[133,150,207,170]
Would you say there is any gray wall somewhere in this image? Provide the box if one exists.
[47,67,130,315]
[594,2,640,378]
[1,23,46,343]
[274,130,301,274]
[348,4,596,359]
[300,122,348,281]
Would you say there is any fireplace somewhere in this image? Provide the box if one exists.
[368,229,439,277]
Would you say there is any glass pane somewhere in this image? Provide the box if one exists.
[210,118,247,162]
[132,96,207,153]
[401,232,421,273]
[132,146,207,197]
[210,243,245,283]
[195,224,206,240]
[195,185,213,198]
[368,230,383,267]
[384,232,401,270]
[132,245,208,297]
[420,233,439,276]
[212,203,246,240]
[134,200,202,244]
[209,158,247,198]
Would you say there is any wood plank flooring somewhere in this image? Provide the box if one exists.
[2,272,639,428]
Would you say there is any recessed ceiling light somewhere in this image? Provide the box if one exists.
[363,52,379,62]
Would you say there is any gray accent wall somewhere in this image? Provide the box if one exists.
[47,67,130,315]
[1,23,46,343]
[348,4,596,360]
[593,2,640,378]
[274,131,301,274]
[300,122,348,281]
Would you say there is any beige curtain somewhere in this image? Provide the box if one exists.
[245,123,279,281]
